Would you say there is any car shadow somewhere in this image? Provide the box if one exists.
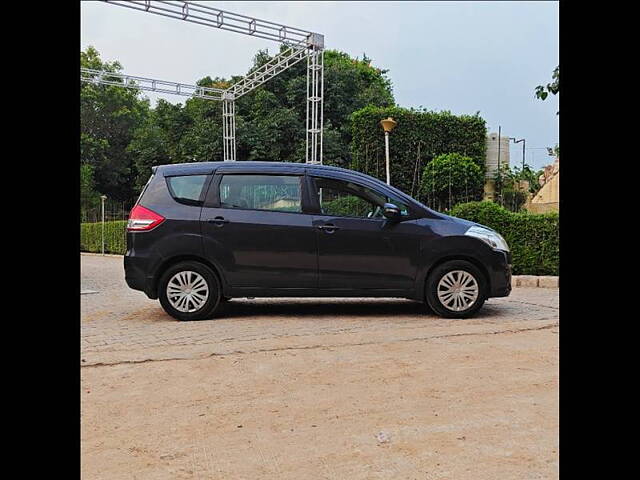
[216,298,430,319]
[145,298,512,324]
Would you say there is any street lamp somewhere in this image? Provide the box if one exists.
[510,137,526,171]
[379,117,397,185]
[100,195,107,256]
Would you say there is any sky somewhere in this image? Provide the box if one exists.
[80,1,559,170]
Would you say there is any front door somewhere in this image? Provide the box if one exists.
[201,173,317,289]
[310,176,422,291]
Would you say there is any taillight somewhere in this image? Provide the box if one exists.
[127,204,165,232]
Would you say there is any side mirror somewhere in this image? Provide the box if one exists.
[382,202,402,221]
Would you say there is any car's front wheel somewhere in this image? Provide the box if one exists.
[158,261,222,321]
[426,260,486,318]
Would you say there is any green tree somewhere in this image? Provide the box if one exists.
[420,153,484,211]
[125,47,393,169]
[81,46,395,199]
[493,164,544,212]
[80,163,100,219]
[128,98,199,188]
[535,65,559,115]
[241,89,302,161]
[517,165,544,194]
[127,117,170,190]
[237,47,395,165]
[81,46,149,201]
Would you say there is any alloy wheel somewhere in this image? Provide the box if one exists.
[436,270,479,312]
[166,271,210,313]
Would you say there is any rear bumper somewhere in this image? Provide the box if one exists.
[124,253,158,299]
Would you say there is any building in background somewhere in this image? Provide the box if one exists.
[526,156,559,213]
[483,132,510,201]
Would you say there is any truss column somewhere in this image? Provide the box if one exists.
[305,47,324,164]
[222,96,236,161]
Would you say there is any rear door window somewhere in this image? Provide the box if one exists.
[166,175,209,205]
[218,175,302,213]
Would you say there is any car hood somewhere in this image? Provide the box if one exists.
[430,212,504,237]
[435,212,481,229]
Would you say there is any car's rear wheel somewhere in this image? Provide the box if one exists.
[426,260,486,318]
[158,261,222,321]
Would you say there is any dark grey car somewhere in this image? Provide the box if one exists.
[125,162,511,321]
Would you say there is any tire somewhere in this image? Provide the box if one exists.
[425,260,486,318]
[158,261,222,321]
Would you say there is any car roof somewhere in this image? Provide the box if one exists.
[155,161,370,179]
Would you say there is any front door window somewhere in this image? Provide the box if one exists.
[313,177,410,218]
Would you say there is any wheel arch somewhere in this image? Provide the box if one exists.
[420,255,491,301]
[152,255,227,298]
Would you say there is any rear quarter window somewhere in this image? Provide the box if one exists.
[166,175,209,205]
[135,173,155,205]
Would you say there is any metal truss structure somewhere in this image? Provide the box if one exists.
[80,68,226,100]
[81,1,325,163]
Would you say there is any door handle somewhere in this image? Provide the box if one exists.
[317,223,340,233]
[207,216,229,227]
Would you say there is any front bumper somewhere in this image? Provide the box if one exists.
[487,250,512,298]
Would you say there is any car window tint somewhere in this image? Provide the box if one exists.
[219,175,302,213]
[166,175,208,204]
[313,177,410,218]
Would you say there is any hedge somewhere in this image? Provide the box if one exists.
[80,221,127,254]
[349,105,487,201]
[450,201,559,276]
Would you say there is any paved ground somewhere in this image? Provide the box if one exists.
[81,254,559,479]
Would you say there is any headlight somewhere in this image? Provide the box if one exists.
[465,226,510,252]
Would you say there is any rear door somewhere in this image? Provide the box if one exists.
[200,170,317,289]
[309,175,422,291]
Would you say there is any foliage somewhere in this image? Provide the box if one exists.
[535,65,559,115]
[515,165,545,194]
[420,153,484,212]
[450,201,559,276]
[127,99,197,190]
[499,187,528,213]
[81,46,150,201]
[80,221,128,254]
[322,196,371,218]
[350,106,487,201]
[240,88,302,162]
[80,46,484,210]
[80,163,101,215]
[492,164,544,212]
[127,113,172,190]
[94,46,396,192]
[235,48,395,167]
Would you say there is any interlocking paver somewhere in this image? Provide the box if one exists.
[81,254,558,366]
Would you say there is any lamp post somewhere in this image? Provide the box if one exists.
[510,137,526,171]
[100,195,107,256]
[379,117,397,185]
